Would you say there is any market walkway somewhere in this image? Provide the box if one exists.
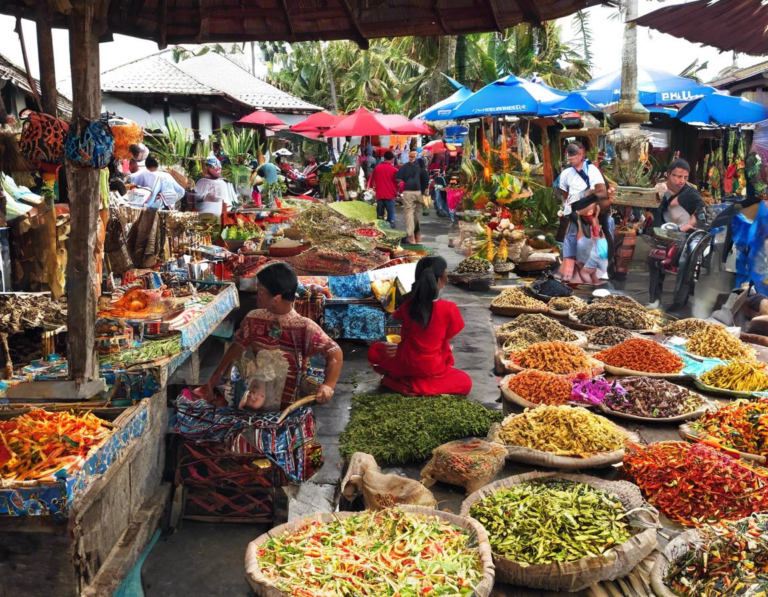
[140,210,736,597]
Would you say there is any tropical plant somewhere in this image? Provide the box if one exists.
[172,44,244,63]
[143,119,194,167]
[571,11,593,67]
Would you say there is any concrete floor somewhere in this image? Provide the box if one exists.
[142,209,736,596]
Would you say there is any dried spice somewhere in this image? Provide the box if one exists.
[595,338,684,373]
[592,294,645,310]
[664,514,768,597]
[491,287,546,309]
[548,296,587,312]
[623,442,768,526]
[453,258,492,275]
[605,376,702,418]
[578,304,655,330]
[253,508,485,596]
[691,398,768,456]
[500,313,578,343]
[511,341,593,375]
[0,294,67,335]
[501,328,546,353]
[498,406,626,456]
[700,361,768,392]
[586,326,634,347]
[469,480,631,565]
[687,327,756,361]
[662,318,723,339]
[529,274,573,298]
[507,370,573,405]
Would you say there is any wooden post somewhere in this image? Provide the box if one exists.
[537,120,554,187]
[66,1,102,383]
[36,6,58,118]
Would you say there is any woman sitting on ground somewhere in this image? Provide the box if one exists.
[368,256,472,396]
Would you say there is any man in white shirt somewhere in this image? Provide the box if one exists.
[141,157,186,209]
[195,156,236,217]
[557,142,607,281]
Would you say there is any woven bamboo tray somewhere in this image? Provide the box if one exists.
[499,375,595,413]
[649,529,701,597]
[597,391,715,423]
[692,376,761,399]
[487,421,639,470]
[504,356,604,379]
[678,423,767,463]
[490,304,549,317]
[244,506,496,597]
[461,471,659,592]
[602,363,688,380]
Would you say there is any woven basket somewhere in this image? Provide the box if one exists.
[649,530,700,597]
[490,304,549,317]
[498,375,594,413]
[244,506,496,597]
[515,259,559,273]
[486,422,639,470]
[678,423,767,463]
[503,357,604,379]
[460,472,659,591]
[602,363,688,380]
[597,392,715,424]
[693,376,761,399]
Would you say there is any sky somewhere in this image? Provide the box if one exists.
[0,0,765,97]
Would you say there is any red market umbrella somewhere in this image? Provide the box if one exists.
[391,118,435,135]
[237,110,287,127]
[323,107,392,137]
[423,140,458,154]
[290,111,344,133]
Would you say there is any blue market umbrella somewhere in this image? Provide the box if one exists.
[451,75,563,119]
[580,67,715,106]
[547,92,599,112]
[677,93,768,125]
[417,86,473,121]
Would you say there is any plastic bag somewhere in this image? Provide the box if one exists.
[341,452,436,509]
[421,439,507,494]
[235,348,289,412]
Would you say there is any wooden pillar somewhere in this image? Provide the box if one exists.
[35,6,58,118]
[191,102,200,140]
[537,120,554,188]
[66,1,102,383]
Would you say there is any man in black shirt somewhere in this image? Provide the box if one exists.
[396,151,423,243]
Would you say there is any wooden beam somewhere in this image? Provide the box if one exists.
[277,0,296,38]
[36,4,58,117]
[337,0,370,50]
[14,17,42,112]
[66,0,102,383]
[481,0,504,33]
[157,0,167,49]
[430,0,451,34]
[517,0,542,24]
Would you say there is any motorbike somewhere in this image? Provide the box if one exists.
[277,157,325,196]
[646,200,741,309]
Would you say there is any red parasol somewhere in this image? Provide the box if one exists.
[289,111,344,133]
[391,118,435,136]
[237,110,287,127]
[323,107,393,137]
[422,140,458,154]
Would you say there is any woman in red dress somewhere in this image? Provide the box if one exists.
[368,256,472,396]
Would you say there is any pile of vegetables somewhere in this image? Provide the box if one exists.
[221,222,262,241]
[605,377,703,418]
[662,318,723,339]
[498,406,626,457]
[691,398,768,456]
[595,338,684,374]
[99,335,183,366]
[469,480,632,565]
[510,341,593,375]
[664,514,768,597]
[700,360,768,392]
[339,394,503,465]
[686,327,755,361]
[577,304,656,330]
[623,442,768,526]
[491,287,546,310]
[506,370,573,406]
[0,410,113,482]
[253,508,485,596]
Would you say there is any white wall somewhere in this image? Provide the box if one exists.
[102,95,152,125]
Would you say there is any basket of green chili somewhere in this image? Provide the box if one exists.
[245,506,496,596]
[461,472,659,592]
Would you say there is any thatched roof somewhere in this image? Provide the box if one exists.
[3,0,608,49]
[0,53,72,116]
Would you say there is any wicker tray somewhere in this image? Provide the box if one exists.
[650,529,702,597]
[504,356,604,379]
[499,375,594,413]
[515,259,559,273]
[490,304,549,317]
[597,391,715,423]
[245,506,496,597]
[487,421,639,470]
[462,472,659,592]
[678,423,767,463]
[692,376,761,399]
[602,363,688,380]
[448,272,494,290]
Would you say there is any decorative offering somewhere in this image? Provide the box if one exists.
[595,338,684,374]
[510,341,593,375]
[686,326,756,361]
[623,442,768,527]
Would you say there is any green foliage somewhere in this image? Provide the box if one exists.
[143,119,194,167]
[522,187,561,230]
[171,43,244,63]
[339,393,504,464]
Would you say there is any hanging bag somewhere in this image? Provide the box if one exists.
[18,109,69,168]
[65,120,114,169]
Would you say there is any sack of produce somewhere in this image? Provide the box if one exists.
[421,439,507,494]
[650,514,768,597]
[341,451,436,508]
[245,506,496,596]
[460,472,659,591]
[488,405,637,469]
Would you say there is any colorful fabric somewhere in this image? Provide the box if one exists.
[324,304,385,340]
[235,309,340,409]
[65,120,114,169]
[329,272,373,298]
[732,201,768,294]
[19,110,69,167]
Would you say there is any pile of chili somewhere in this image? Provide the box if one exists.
[595,338,684,374]
[511,341,593,375]
[623,442,768,527]
[507,370,572,405]
[691,398,768,457]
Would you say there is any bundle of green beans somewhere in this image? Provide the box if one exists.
[100,335,183,366]
[469,480,631,565]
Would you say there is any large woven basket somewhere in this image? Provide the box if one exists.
[498,375,594,414]
[597,391,715,423]
[602,363,688,380]
[649,529,700,597]
[244,506,496,596]
[678,423,767,463]
[693,376,761,399]
[461,471,659,591]
[486,421,640,470]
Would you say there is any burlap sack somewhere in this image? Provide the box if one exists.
[461,471,659,592]
[486,422,640,470]
[649,530,699,597]
[245,506,496,596]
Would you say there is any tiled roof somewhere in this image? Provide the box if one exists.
[101,50,321,113]
[709,59,768,88]
[0,53,72,116]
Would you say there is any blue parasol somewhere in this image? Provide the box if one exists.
[677,93,768,125]
[417,86,474,121]
[580,67,715,106]
[450,75,563,119]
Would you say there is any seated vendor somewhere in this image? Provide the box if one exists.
[196,262,343,410]
[712,285,768,336]
[368,256,472,396]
